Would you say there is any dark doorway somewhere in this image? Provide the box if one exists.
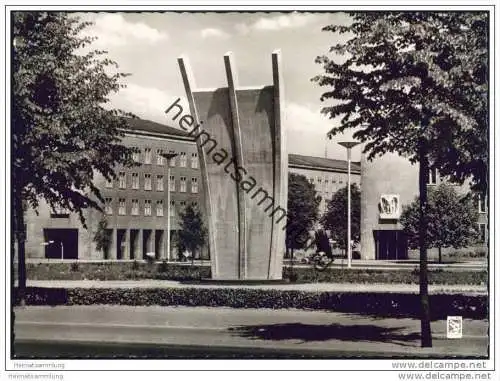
[129,230,139,260]
[143,230,152,260]
[116,229,126,260]
[155,230,164,260]
[43,229,78,259]
[373,230,408,260]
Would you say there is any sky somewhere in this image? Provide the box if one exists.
[80,11,362,161]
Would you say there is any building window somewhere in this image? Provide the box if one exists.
[478,194,487,213]
[180,200,186,208]
[192,201,198,207]
[156,149,164,165]
[478,223,487,243]
[131,173,139,189]
[191,177,198,193]
[156,200,164,216]
[144,200,152,216]
[50,205,69,218]
[105,198,113,215]
[132,148,140,163]
[191,152,198,168]
[169,175,175,191]
[144,174,152,191]
[105,177,113,188]
[180,176,187,192]
[144,148,152,164]
[309,177,314,184]
[169,150,176,167]
[428,168,438,185]
[118,198,126,215]
[119,172,126,189]
[131,199,139,216]
[179,152,187,167]
[317,177,322,184]
[170,200,175,216]
[156,175,164,191]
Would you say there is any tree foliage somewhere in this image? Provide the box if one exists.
[286,173,321,251]
[321,184,361,250]
[312,12,488,195]
[12,12,137,225]
[178,204,208,261]
[400,183,479,261]
[12,12,137,292]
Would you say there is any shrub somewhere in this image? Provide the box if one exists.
[158,260,169,273]
[25,262,486,285]
[13,287,487,320]
[131,260,140,271]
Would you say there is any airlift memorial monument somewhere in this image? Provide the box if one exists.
[176,51,287,280]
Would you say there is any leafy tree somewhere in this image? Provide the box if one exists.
[400,184,479,263]
[178,204,208,265]
[286,173,321,257]
[313,12,487,195]
[93,215,112,259]
[312,12,487,347]
[12,12,136,300]
[321,184,361,252]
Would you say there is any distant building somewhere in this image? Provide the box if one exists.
[288,153,361,214]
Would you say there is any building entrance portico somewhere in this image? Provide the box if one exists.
[373,230,408,260]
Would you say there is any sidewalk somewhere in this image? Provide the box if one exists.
[25,279,488,295]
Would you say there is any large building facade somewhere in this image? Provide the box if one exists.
[25,118,203,261]
[24,119,360,262]
[24,119,487,262]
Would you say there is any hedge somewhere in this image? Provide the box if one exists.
[13,287,487,320]
[25,262,487,285]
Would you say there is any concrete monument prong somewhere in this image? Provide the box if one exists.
[338,141,360,269]
[178,51,287,280]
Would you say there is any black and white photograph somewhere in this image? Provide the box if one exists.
[2,1,498,380]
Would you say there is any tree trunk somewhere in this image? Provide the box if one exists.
[438,246,442,264]
[419,135,432,347]
[13,192,27,306]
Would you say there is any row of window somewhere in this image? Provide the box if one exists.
[104,198,197,217]
[106,173,198,193]
[132,148,198,168]
[309,176,345,186]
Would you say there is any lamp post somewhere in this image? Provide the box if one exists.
[161,152,178,262]
[338,141,360,269]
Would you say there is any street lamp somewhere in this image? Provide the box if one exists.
[338,141,360,269]
[161,152,178,262]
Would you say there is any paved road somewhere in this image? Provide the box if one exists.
[13,305,488,359]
